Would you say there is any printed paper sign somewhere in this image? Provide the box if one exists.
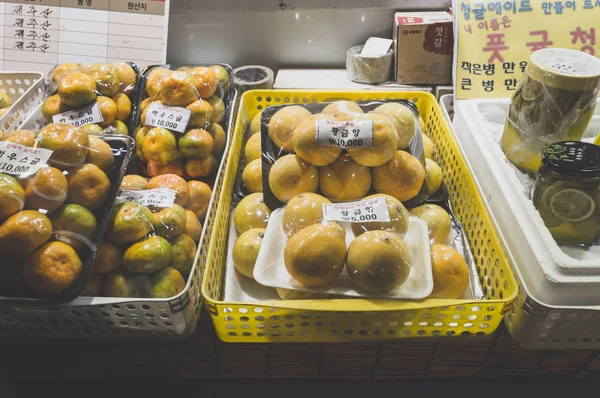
[0,1,169,72]
[316,119,374,148]
[454,0,600,99]
[0,142,53,176]
[117,188,177,208]
[53,102,104,127]
[144,102,191,133]
[322,197,391,223]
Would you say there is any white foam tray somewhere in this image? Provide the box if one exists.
[454,98,600,307]
[252,208,433,299]
[224,211,280,303]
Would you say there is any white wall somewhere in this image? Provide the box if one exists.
[167,0,451,71]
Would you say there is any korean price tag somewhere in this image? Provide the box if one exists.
[0,142,52,177]
[144,102,191,133]
[322,197,390,223]
[316,119,374,149]
[116,188,177,208]
[52,101,104,127]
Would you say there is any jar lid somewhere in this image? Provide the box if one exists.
[528,48,600,91]
[541,141,600,178]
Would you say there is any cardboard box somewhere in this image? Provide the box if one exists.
[394,12,453,85]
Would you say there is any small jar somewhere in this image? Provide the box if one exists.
[502,48,600,173]
[532,142,600,246]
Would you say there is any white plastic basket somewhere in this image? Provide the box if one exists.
[451,97,600,348]
[440,93,454,123]
[0,72,45,134]
[0,89,238,339]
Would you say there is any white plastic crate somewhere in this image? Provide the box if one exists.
[0,72,45,134]
[0,89,238,339]
[440,94,454,123]
[451,97,600,348]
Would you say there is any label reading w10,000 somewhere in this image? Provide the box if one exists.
[316,119,374,149]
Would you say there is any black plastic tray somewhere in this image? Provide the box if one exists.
[46,62,143,137]
[0,134,134,304]
[128,63,236,180]
[254,100,427,211]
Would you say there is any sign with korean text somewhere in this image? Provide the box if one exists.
[0,0,169,71]
[322,197,391,223]
[144,102,191,133]
[0,141,53,176]
[116,188,176,208]
[316,119,374,149]
[454,0,600,99]
[52,101,103,127]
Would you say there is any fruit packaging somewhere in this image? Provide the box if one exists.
[41,62,140,136]
[0,123,133,302]
[133,64,232,182]
[86,173,211,299]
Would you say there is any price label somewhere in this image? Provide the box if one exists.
[116,188,177,208]
[53,102,104,127]
[316,119,374,149]
[322,197,390,223]
[0,142,53,177]
[144,102,191,133]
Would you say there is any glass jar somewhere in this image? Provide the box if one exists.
[502,48,600,173]
[532,142,600,246]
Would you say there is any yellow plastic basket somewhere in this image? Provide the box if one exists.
[202,90,517,343]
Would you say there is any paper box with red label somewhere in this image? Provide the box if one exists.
[394,11,454,84]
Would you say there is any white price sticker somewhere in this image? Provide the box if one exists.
[0,142,53,177]
[322,197,390,223]
[316,119,374,148]
[116,188,177,208]
[52,101,104,127]
[144,102,191,133]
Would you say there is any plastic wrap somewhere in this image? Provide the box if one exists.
[260,99,429,210]
[501,48,600,173]
[251,205,433,299]
[93,173,208,298]
[345,45,393,85]
[0,91,14,119]
[133,64,233,182]
[0,123,132,302]
[42,63,140,137]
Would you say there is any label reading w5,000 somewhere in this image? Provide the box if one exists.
[322,197,390,223]
[315,119,374,149]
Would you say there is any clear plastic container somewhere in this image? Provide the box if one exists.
[502,48,600,173]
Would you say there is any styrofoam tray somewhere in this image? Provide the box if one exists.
[224,211,280,303]
[252,208,433,299]
[454,97,600,306]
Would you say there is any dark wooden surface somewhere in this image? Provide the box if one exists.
[2,311,600,381]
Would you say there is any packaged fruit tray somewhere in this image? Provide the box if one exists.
[202,90,517,343]
[0,72,45,135]
[26,63,142,136]
[129,64,235,179]
[0,72,238,339]
[0,123,133,304]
